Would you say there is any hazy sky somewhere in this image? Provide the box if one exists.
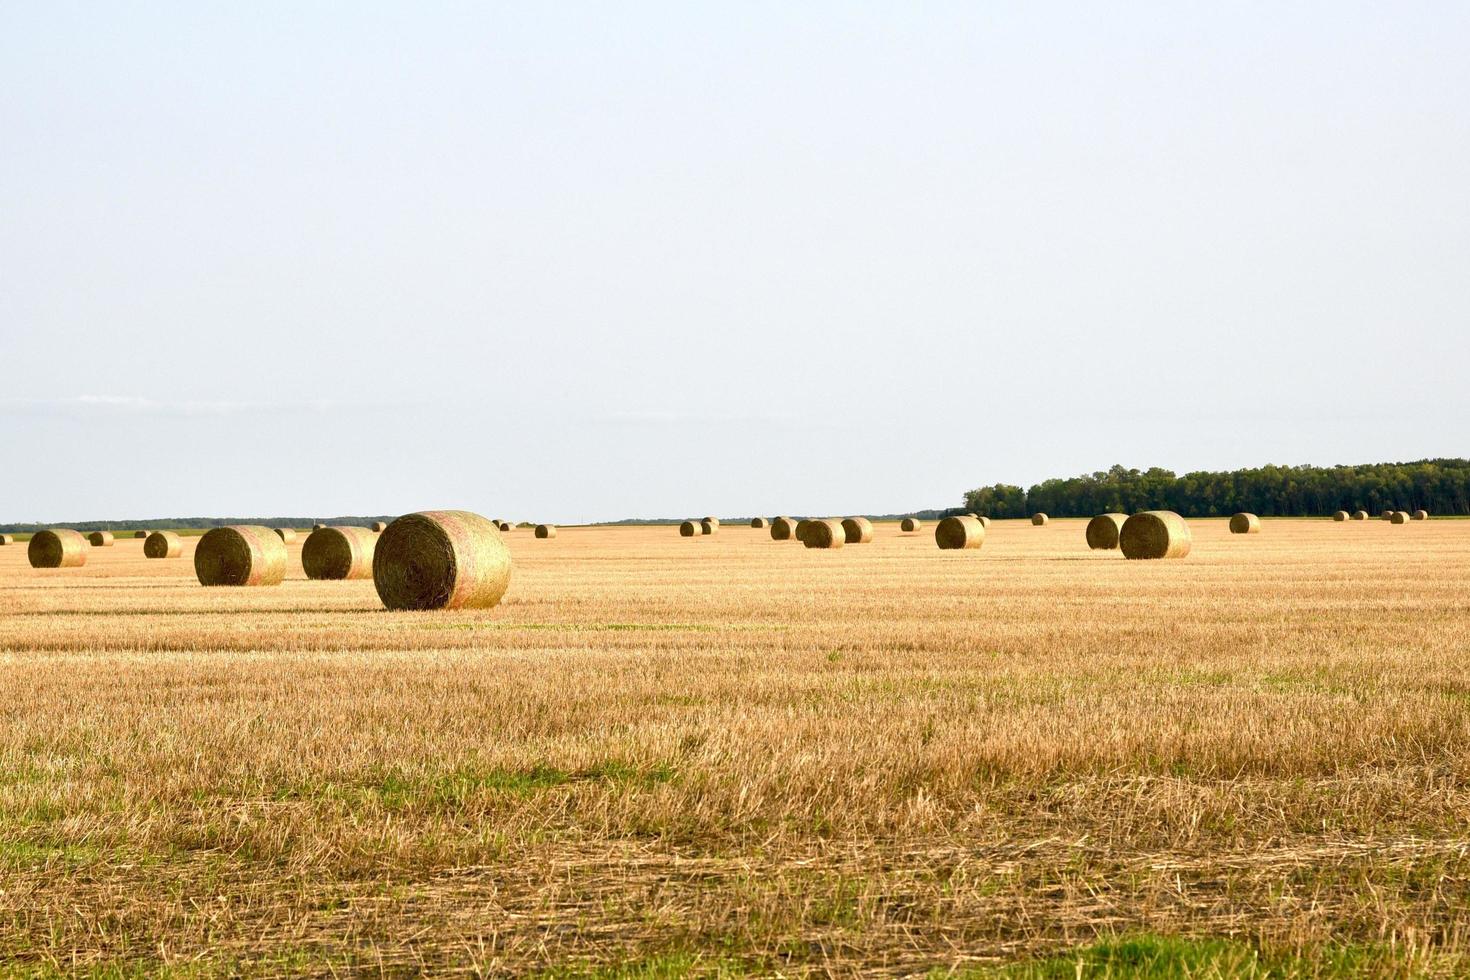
[3,3,1467,523]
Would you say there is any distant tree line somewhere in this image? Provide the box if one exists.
[961,460,1470,519]
[0,516,399,535]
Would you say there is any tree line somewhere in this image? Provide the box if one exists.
[961,460,1470,519]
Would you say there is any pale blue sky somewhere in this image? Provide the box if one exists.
[3,3,1467,523]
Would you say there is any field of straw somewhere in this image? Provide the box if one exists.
[3,519,1470,976]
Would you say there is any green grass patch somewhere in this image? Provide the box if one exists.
[532,950,754,978]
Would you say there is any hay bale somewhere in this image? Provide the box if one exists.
[195,526,287,586]
[498,521,513,532]
[133,530,149,539]
[535,524,557,539]
[841,517,874,544]
[801,519,845,549]
[274,527,298,543]
[1413,510,1429,521]
[0,534,13,546]
[1119,511,1192,560]
[371,521,388,532]
[1332,511,1349,521]
[28,530,87,568]
[976,515,991,528]
[1381,511,1395,521]
[795,519,814,542]
[313,523,326,531]
[87,530,115,547]
[144,531,182,559]
[373,511,512,611]
[770,517,797,541]
[1390,511,1410,525]
[302,526,376,580]
[900,518,921,533]
[703,516,720,528]
[1229,513,1261,535]
[1085,513,1127,550]
[700,519,717,535]
[1031,513,1048,526]
[1351,510,1368,521]
[750,517,769,529]
[935,515,984,550]
[679,521,699,537]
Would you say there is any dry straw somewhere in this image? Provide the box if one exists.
[133,530,149,539]
[28,530,87,568]
[87,531,115,547]
[0,534,13,546]
[1229,513,1262,534]
[371,521,388,532]
[700,519,717,535]
[750,517,768,529]
[900,518,921,533]
[1031,513,1048,526]
[1390,511,1410,525]
[1332,511,1349,522]
[1352,511,1368,521]
[679,521,699,537]
[1085,513,1127,550]
[535,524,557,539]
[274,528,298,543]
[302,526,377,580]
[801,519,845,549]
[373,510,512,611]
[195,526,287,586]
[935,515,984,550]
[1120,511,1192,560]
[144,531,182,560]
[841,517,874,544]
[1413,510,1429,521]
[770,517,797,541]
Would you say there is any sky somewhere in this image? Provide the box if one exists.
[2,3,1467,524]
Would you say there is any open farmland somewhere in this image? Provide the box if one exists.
[2,520,1470,976]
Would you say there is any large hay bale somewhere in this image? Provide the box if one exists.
[750,517,769,529]
[1119,511,1192,560]
[133,530,149,539]
[1031,513,1048,526]
[770,517,797,541]
[700,519,717,535]
[1085,513,1127,550]
[195,526,287,586]
[87,530,115,547]
[535,524,557,539]
[371,521,388,532]
[302,526,376,580]
[274,527,298,543]
[144,531,182,559]
[679,521,699,537]
[1351,510,1368,521]
[0,534,13,546]
[28,530,87,568]
[795,519,816,542]
[1413,510,1429,521]
[373,510,512,611]
[1390,511,1410,525]
[841,517,874,544]
[801,519,845,549]
[900,518,921,533]
[1332,511,1349,522]
[935,515,984,550]
[1229,513,1261,535]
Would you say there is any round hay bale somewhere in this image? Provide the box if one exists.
[1085,513,1127,550]
[1119,511,1192,560]
[900,518,921,533]
[371,521,388,533]
[750,517,769,529]
[1031,513,1048,526]
[195,526,287,586]
[373,510,511,611]
[679,521,699,537]
[935,515,984,550]
[1351,510,1368,521]
[0,534,13,546]
[700,519,717,535]
[1412,509,1429,521]
[28,530,87,568]
[841,517,874,544]
[1390,511,1410,525]
[498,521,513,532]
[976,515,991,528]
[535,524,557,539]
[144,531,182,559]
[133,530,149,539]
[302,526,376,580]
[87,530,115,548]
[770,517,797,541]
[1229,513,1261,535]
[703,516,720,528]
[801,519,845,549]
[313,523,326,531]
[1332,511,1349,522]
[795,519,814,542]
[1381,511,1395,521]
[274,527,298,543]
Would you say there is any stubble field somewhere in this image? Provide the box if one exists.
[2,519,1469,977]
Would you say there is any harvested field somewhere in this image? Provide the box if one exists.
[2,518,1469,975]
